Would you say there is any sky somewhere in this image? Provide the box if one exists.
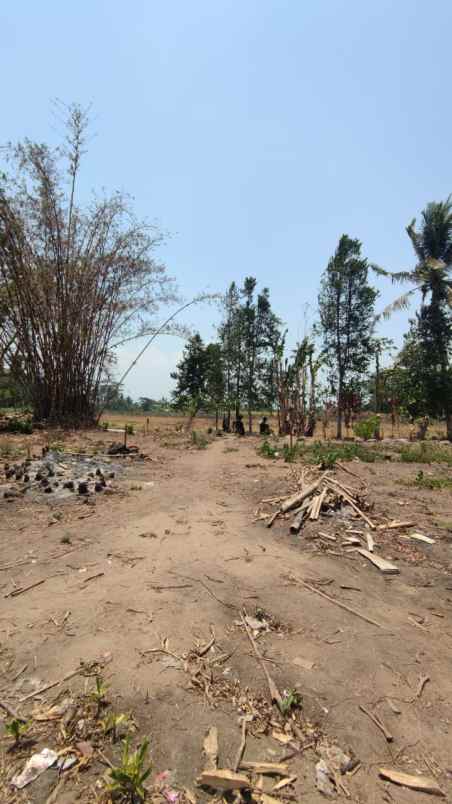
[2,0,452,399]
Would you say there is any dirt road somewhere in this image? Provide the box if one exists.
[1,433,452,801]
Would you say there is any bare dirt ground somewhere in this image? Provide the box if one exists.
[1,425,452,803]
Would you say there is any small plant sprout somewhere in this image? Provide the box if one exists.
[101,712,129,742]
[278,689,302,717]
[91,674,109,715]
[5,718,30,747]
[107,736,152,802]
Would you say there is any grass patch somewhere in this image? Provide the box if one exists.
[399,442,452,465]
[408,469,452,490]
[258,438,382,466]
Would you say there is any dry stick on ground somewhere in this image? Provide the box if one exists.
[336,461,368,488]
[5,578,46,598]
[359,704,393,742]
[290,576,386,629]
[234,715,252,772]
[411,675,430,702]
[266,510,280,529]
[19,668,81,703]
[240,612,283,707]
[0,698,25,721]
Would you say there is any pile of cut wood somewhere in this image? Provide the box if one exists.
[263,466,375,534]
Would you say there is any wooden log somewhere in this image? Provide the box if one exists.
[290,497,312,533]
[280,475,326,514]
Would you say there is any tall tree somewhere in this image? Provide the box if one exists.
[377,199,452,439]
[171,333,207,418]
[318,235,378,438]
[0,104,175,425]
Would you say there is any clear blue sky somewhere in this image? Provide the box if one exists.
[2,1,451,398]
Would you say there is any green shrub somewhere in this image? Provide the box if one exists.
[412,469,452,489]
[5,417,33,434]
[191,430,208,449]
[125,423,134,435]
[353,415,380,441]
[259,439,279,458]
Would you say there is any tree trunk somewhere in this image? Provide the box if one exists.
[336,379,343,439]
[446,412,452,442]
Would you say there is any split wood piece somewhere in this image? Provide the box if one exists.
[380,520,415,530]
[326,480,375,529]
[318,531,336,542]
[197,769,250,791]
[357,549,399,575]
[266,510,280,529]
[406,533,436,545]
[273,776,297,792]
[379,768,445,797]
[359,704,393,742]
[291,576,386,629]
[234,715,252,772]
[5,578,46,598]
[310,487,328,520]
[0,698,25,722]
[203,726,218,770]
[280,474,327,514]
[19,668,81,703]
[366,532,374,552]
[240,761,288,775]
[240,613,283,708]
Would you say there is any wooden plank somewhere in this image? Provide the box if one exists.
[357,549,399,574]
[379,768,445,797]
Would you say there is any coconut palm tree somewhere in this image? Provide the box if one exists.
[375,198,452,438]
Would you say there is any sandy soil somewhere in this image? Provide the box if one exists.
[1,428,452,803]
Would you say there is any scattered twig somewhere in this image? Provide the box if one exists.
[240,612,282,707]
[19,668,81,703]
[82,572,104,585]
[4,579,46,598]
[359,704,393,742]
[411,675,430,702]
[149,583,192,591]
[0,698,25,721]
[197,627,216,657]
[289,575,386,629]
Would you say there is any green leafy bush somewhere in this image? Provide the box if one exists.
[353,415,380,441]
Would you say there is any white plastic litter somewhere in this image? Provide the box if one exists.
[11,748,58,788]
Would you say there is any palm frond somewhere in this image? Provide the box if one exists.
[380,288,420,320]
[370,263,391,277]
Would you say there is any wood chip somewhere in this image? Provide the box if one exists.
[408,533,436,545]
[357,549,400,574]
[240,761,288,775]
[272,776,297,791]
[366,532,374,552]
[293,657,314,671]
[197,769,250,790]
[382,520,414,530]
[379,767,445,796]
[203,726,218,770]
